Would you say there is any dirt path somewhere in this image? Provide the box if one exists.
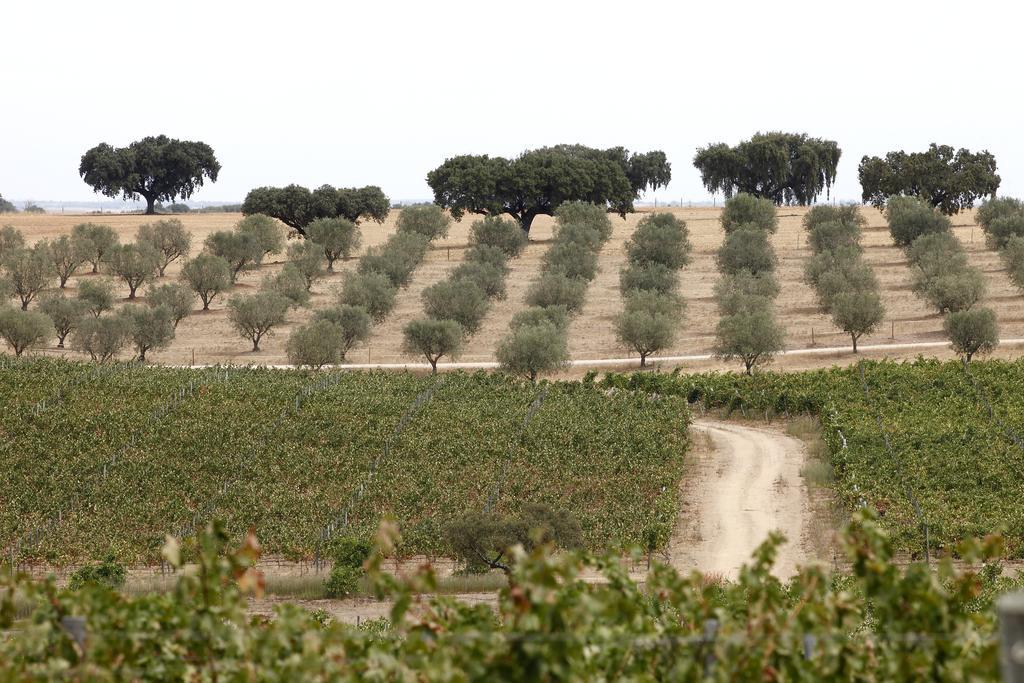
[671,419,813,581]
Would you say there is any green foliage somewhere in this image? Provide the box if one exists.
[265,263,311,308]
[0,225,25,258]
[39,294,88,347]
[1,242,55,309]
[339,271,397,323]
[714,300,785,374]
[625,212,691,268]
[145,282,193,328]
[0,306,51,356]
[136,218,191,276]
[983,214,1024,250]
[496,321,569,382]
[72,314,130,362]
[182,253,232,310]
[421,278,489,334]
[615,290,682,366]
[358,231,430,288]
[885,195,952,247]
[71,222,119,273]
[945,307,999,363]
[236,213,285,260]
[831,290,885,352]
[313,305,371,360]
[542,239,599,280]
[802,203,865,232]
[919,269,986,314]
[105,242,160,299]
[525,272,587,314]
[396,204,451,240]
[468,215,528,256]
[241,184,390,234]
[449,260,507,299]
[428,145,670,233]
[446,504,582,573]
[716,225,777,275]
[0,194,16,213]
[859,143,1000,214]
[79,135,220,214]
[465,243,511,271]
[76,278,115,317]
[976,196,1024,230]
[510,305,570,332]
[619,262,679,296]
[204,230,261,282]
[49,234,91,288]
[305,217,361,270]
[713,271,780,315]
[226,291,290,351]
[286,319,345,369]
[1001,236,1024,291]
[694,132,841,205]
[286,240,326,291]
[720,192,778,233]
[402,318,464,372]
[553,201,614,242]
[807,219,862,253]
[324,564,362,599]
[906,232,986,313]
[122,304,176,361]
[67,553,126,591]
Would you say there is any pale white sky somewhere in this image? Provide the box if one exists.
[2,0,1020,206]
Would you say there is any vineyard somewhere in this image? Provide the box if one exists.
[0,357,689,565]
[601,357,1024,557]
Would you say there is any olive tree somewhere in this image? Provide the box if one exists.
[813,263,879,312]
[286,320,345,369]
[0,225,25,258]
[525,272,587,314]
[720,193,778,233]
[123,304,175,361]
[469,215,528,256]
[543,240,599,281]
[510,305,570,332]
[265,264,311,308]
[71,223,119,273]
[39,294,88,348]
[241,184,389,236]
[106,243,160,299]
[465,244,511,271]
[396,204,451,241]
[50,234,91,288]
[72,314,130,362]
[714,271,780,313]
[421,278,489,334]
[802,204,864,232]
[146,282,193,328]
[614,291,683,367]
[2,243,55,309]
[226,291,290,351]
[77,279,115,317]
[445,504,581,574]
[807,220,862,253]
[554,201,614,242]
[449,260,507,300]
[313,305,372,360]
[921,269,986,314]
[339,271,397,322]
[714,302,785,375]
[976,196,1024,231]
[236,214,285,260]
[204,230,261,282]
[981,214,1024,251]
[305,217,361,271]
[945,307,999,363]
[831,290,885,353]
[625,213,691,269]
[1002,236,1024,292]
[496,321,569,383]
[885,196,952,248]
[182,253,232,310]
[0,307,51,356]
[716,226,777,275]
[357,232,429,288]
[137,219,191,276]
[402,318,463,373]
[619,262,678,296]
[286,241,326,291]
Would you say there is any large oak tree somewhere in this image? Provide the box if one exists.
[79,135,220,214]
[241,184,389,235]
[858,143,1000,215]
[693,132,840,205]
[426,145,671,235]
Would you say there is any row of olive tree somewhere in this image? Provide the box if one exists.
[613,213,691,366]
[493,203,614,381]
[712,194,785,374]
[400,215,527,373]
[285,205,451,368]
[886,197,997,362]
[979,197,1024,301]
[801,205,885,352]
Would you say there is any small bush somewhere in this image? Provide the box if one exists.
[721,193,777,233]
[421,279,488,334]
[324,537,371,598]
[306,217,361,271]
[68,554,126,591]
[525,272,587,314]
[464,244,510,271]
[469,216,527,257]
[807,220,862,253]
[265,263,311,308]
[976,196,1024,231]
[286,320,345,369]
[313,305,372,360]
[984,214,1024,250]
[496,321,569,382]
[1002,236,1024,291]
[945,307,999,363]
[510,305,570,332]
[449,260,506,300]
[716,226,777,275]
[324,565,362,599]
[396,204,451,240]
[921,269,986,314]
[885,196,951,248]
[625,213,691,269]
[339,271,397,323]
[543,240,599,281]
[619,262,678,296]
[358,232,429,288]
[802,204,864,232]
[554,201,613,242]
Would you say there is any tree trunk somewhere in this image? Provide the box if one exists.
[640,353,647,368]
[429,358,438,374]
[529,369,538,384]
[144,194,157,215]
[128,286,137,300]
[745,360,753,376]
[519,213,537,236]
[252,338,261,352]
[20,300,28,311]
[852,334,858,353]
[138,348,147,362]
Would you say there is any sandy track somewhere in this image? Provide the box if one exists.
[672,419,812,580]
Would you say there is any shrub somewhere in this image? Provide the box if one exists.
[122,304,175,361]
[976,196,1024,231]
[921,270,986,314]
[77,279,115,317]
[714,301,785,375]
[402,318,464,373]
[802,204,864,232]
[136,219,191,276]
[227,291,290,351]
[721,193,777,233]
[0,307,51,356]
[39,294,88,348]
[885,196,951,248]
[0,225,25,258]
[339,271,397,323]
[50,234,91,288]
[358,232,429,288]
[906,231,967,272]
[543,240,599,281]
[831,290,885,352]
[619,262,678,296]
[945,307,999,363]
[306,217,361,271]
[714,270,780,308]
[324,565,363,599]
[67,554,126,591]
[446,505,582,573]
[236,213,285,260]
[449,260,506,300]
[204,230,262,282]
[421,279,489,334]
[73,314,130,362]
[146,282,193,328]
[396,204,451,240]
[802,245,863,291]
[984,214,1024,250]
[615,291,682,367]
[716,226,777,275]
[286,320,345,369]
[552,221,603,252]
[105,243,160,299]
[2,243,55,309]
[807,220,862,253]
[265,263,311,308]
[495,321,569,382]
[510,305,570,332]
[1002,236,1024,291]
[469,215,527,257]
[182,254,232,311]
[625,213,691,269]
[525,272,587,314]
[464,244,510,271]
[814,263,879,311]
[554,201,614,242]
[286,241,326,291]
[71,223,119,273]
[324,537,371,598]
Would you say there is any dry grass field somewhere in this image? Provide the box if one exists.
[3,205,1021,374]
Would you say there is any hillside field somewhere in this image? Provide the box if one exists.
[4,205,1022,372]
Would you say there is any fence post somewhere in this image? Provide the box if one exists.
[999,593,1024,682]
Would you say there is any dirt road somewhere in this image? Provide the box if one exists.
[672,419,813,581]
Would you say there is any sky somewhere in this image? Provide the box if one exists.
[2,0,1021,207]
